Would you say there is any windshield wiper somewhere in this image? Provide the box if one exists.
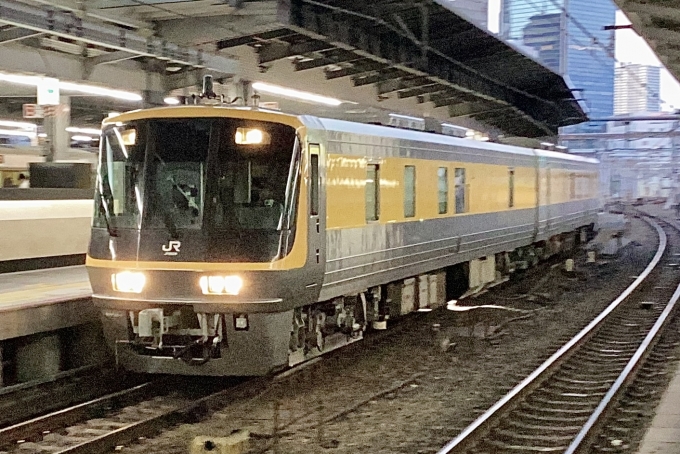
[97,185,119,237]
[163,212,180,240]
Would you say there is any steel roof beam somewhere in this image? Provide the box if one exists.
[323,60,383,79]
[293,51,358,71]
[23,0,152,30]
[258,39,334,64]
[397,84,441,99]
[376,76,431,95]
[446,102,495,118]
[282,0,565,136]
[0,0,238,74]
[0,42,163,93]
[351,69,405,87]
[0,26,42,44]
[217,29,294,49]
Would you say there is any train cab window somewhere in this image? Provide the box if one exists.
[455,168,466,214]
[508,168,515,208]
[366,164,380,222]
[95,124,146,229]
[404,165,416,218]
[438,167,448,214]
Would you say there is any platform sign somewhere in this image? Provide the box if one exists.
[22,104,44,118]
[37,77,60,106]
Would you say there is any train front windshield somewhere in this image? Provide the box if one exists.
[94,117,300,262]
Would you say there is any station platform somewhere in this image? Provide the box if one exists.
[636,365,680,453]
[0,266,95,341]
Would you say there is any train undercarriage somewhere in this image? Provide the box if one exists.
[113,228,591,372]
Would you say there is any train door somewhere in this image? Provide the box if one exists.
[545,157,552,236]
[536,153,551,240]
[306,142,326,301]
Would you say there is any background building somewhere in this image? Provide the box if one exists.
[501,0,616,126]
[614,64,661,114]
[521,13,562,72]
[447,0,488,30]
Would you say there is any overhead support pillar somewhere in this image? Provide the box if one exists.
[142,60,169,108]
[44,95,71,163]
[53,96,70,162]
[238,79,253,106]
[142,90,165,108]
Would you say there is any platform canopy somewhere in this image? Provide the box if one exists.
[615,0,680,82]
[0,0,588,137]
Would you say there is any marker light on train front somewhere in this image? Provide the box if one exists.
[199,275,243,295]
[111,271,146,293]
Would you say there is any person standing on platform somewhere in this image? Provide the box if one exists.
[17,174,29,188]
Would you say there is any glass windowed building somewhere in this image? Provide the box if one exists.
[501,0,616,130]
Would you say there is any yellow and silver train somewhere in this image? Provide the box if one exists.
[86,106,599,376]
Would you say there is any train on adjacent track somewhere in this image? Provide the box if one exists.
[86,105,600,376]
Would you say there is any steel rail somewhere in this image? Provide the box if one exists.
[0,382,154,447]
[565,265,680,452]
[565,214,680,452]
[437,217,667,454]
[0,363,101,398]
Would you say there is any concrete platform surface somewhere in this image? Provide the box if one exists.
[637,363,680,453]
[0,266,95,340]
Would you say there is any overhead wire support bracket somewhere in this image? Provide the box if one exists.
[0,0,238,75]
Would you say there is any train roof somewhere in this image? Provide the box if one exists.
[303,116,599,165]
[102,105,306,129]
[103,106,598,165]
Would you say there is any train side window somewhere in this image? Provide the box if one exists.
[508,167,515,208]
[455,168,466,214]
[404,165,416,218]
[438,167,448,214]
[366,164,380,222]
[310,146,319,216]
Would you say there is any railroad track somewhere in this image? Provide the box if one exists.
[0,221,639,454]
[437,214,680,454]
[0,364,133,429]
[0,374,262,454]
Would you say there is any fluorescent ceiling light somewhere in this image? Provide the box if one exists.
[164,97,180,105]
[59,82,142,102]
[71,135,94,141]
[0,120,37,130]
[66,127,101,135]
[0,73,41,86]
[0,72,141,102]
[0,129,36,137]
[252,82,343,106]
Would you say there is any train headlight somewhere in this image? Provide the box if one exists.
[234,127,270,145]
[199,275,243,295]
[111,271,146,293]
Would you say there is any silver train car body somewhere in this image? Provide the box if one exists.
[86,107,599,376]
